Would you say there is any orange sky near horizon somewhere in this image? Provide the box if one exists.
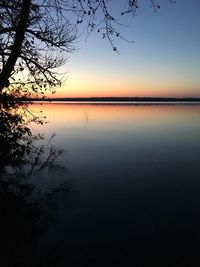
[47,72,200,98]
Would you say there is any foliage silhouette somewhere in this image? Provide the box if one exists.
[0,0,76,96]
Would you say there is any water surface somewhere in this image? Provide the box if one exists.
[28,103,200,266]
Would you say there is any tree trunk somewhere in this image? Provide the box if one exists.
[0,0,31,92]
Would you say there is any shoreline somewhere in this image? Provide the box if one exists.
[29,97,200,103]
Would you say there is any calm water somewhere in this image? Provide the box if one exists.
[7,103,200,266]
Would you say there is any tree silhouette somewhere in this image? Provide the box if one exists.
[0,0,76,96]
[0,0,175,97]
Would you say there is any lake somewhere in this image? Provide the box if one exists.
[3,102,200,266]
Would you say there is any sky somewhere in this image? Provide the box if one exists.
[52,0,200,98]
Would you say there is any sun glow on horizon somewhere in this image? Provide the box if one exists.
[47,74,200,98]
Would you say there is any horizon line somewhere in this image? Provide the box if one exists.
[31,96,200,102]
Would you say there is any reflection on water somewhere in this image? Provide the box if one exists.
[1,102,200,266]
[0,101,70,266]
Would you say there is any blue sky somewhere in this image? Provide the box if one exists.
[55,0,200,97]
